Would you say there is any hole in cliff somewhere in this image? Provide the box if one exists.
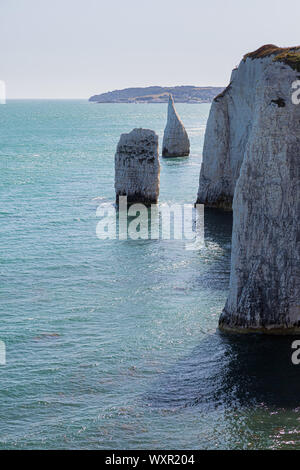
[271,98,286,107]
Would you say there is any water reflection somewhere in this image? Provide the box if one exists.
[144,206,300,448]
[204,207,233,245]
[191,207,232,291]
[145,332,300,410]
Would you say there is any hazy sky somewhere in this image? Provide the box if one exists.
[1,0,300,98]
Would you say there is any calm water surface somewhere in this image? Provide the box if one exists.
[0,100,299,449]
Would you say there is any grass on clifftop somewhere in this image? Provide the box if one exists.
[243,44,300,72]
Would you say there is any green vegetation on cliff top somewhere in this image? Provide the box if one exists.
[243,44,300,72]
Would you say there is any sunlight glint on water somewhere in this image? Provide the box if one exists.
[0,101,299,449]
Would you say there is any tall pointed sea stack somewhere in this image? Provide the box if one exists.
[115,128,160,206]
[162,95,190,157]
[200,44,300,333]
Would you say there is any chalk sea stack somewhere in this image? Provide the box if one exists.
[201,44,300,333]
[162,95,190,157]
[115,128,160,206]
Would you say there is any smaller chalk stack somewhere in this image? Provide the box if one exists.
[162,94,190,157]
[115,128,160,206]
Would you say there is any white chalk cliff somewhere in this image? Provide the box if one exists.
[162,95,190,157]
[203,45,300,332]
[197,45,300,211]
[115,128,160,205]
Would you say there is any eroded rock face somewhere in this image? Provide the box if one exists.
[216,46,300,333]
[196,65,263,209]
[162,95,190,157]
[197,45,300,210]
[115,128,160,205]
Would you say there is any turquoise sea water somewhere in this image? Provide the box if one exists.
[1,100,300,449]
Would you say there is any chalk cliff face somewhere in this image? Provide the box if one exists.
[212,45,300,333]
[162,95,190,157]
[115,128,160,205]
[197,45,300,211]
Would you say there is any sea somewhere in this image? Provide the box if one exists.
[1,100,300,449]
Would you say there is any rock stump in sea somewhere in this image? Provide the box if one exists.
[162,95,190,157]
[115,128,160,206]
[201,44,300,333]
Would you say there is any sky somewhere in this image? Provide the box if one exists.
[1,0,300,99]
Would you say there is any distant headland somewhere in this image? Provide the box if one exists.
[89,86,224,104]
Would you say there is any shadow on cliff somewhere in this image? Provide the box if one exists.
[144,332,300,410]
[192,208,233,291]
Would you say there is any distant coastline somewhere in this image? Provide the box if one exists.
[89,86,224,104]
